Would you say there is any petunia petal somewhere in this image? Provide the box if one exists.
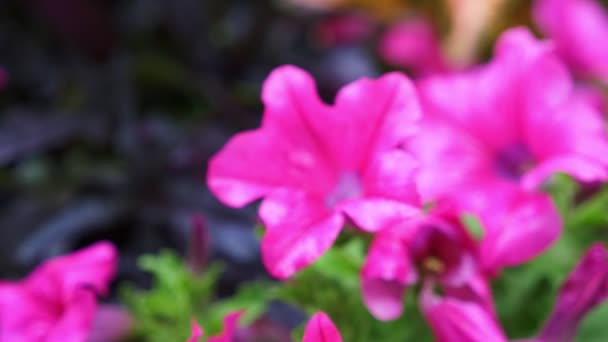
[45,289,98,342]
[208,65,336,208]
[362,149,420,206]
[524,93,608,180]
[523,155,608,190]
[410,119,489,203]
[330,71,421,171]
[0,283,51,341]
[27,241,118,299]
[338,198,420,233]
[534,0,608,80]
[479,190,561,274]
[302,312,343,342]
[539,243,608,341]
[420,284,508,342]
[361,227,418,320]
[259,190,344,279]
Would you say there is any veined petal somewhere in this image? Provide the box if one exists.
[479,191,561,273]
[260,190,344,279]
[302,312,343,342]
[361,228,417,320]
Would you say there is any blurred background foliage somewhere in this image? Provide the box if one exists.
[0,0,608,341]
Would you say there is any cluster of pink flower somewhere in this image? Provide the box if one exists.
[2,0,608,341]
[206,12,608,342]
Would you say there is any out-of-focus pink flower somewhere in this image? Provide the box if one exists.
[414,27,608,273]
[302,312,343,342]
[314,13,373,48]
[537,243,608,341]
[208,65,422,279]
[189,311,342,342]
[534,0,608,82]
[361,210,494,321]
[0,242,118,342]
[378,18,449,77]
[421,243,608,342]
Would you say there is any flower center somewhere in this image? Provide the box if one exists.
[325,172,362,209]
[494,142,535,181]
[422,256,446,276]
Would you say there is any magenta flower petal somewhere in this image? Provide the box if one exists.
[378,18,448,77]
[364,149,420,203]
[188,320,203,342]
[30,241,118,297]
[208,66,333,208]
[327,72,421,171]
[260,191,344,279]
[207,311,245,342]
[523,155,608,190]
[534,0,608,81]
[302,312,343,342]
[420,284,508,342]
[209,65,422,278]
[338,197,420,233]
[45,290,97,342]
[479,191,561,273]
[361,228,418,320]
[539,243,608,341]
[411,120,489,202]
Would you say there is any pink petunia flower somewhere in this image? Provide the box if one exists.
[421,243,608,342]
[0,241,118,342]
[189,311,342,342]
[208,65,422,279]
[361,210,495,321]
[378,18,450,77]
[414,27,608,274]
[534,0,608,82]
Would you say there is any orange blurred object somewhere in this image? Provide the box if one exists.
[284,0,409,21]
